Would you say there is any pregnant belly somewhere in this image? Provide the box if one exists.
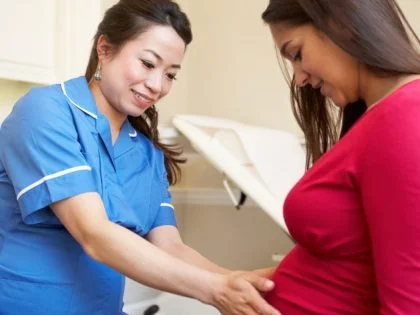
[265,245,379,314]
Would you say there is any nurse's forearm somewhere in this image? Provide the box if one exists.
[86,221,219,304]
[163,242,230,274]
[52,193,280,315]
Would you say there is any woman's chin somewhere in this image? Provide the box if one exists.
[331,96,349,108]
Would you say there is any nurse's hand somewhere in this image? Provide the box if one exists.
[211,271,280,315]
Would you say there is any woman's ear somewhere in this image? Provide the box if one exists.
[96,34,113,64]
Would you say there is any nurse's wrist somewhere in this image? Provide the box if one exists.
[199,273,224,305]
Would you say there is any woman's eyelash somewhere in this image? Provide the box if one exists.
[167,73,177,81]
[293,50,302,61]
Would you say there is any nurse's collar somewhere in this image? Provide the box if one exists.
[61,80,138,138]
[61,82,98,120]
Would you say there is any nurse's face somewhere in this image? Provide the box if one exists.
[269,23,360,107]
[97,25,186,118]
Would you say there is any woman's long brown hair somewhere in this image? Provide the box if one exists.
[85,0,192,184]
[262,0,420,169]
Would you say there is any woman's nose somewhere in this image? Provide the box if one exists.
[293,64,310,88]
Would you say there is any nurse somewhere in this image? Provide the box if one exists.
[0,0,279,314]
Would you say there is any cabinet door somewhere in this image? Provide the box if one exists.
[0,0,56,84]
[0,0,101,84]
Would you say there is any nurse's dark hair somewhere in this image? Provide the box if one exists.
[262,0,420,169]
[85,0,192,185]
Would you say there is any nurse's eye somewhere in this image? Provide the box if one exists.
[166,73,178,81]
[141,59,155,69]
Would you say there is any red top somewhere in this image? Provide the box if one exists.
[265,79,420,314]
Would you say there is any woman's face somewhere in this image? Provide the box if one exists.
[269,23,360,107]
[97,25,186,119]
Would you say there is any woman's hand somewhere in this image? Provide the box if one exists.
[211,271,280,315]
[252,267,276,279]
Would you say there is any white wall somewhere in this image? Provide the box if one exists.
[178,0,299,133]
[181,203,293,270]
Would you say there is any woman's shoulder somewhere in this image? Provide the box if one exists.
[365,78,420,128]
[382,77,420,110]
[391,77,420,102]
[350,78,420,160]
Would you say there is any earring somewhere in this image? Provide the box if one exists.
[94,64,102,81]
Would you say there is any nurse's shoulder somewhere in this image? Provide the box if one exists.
[2,83,72,131]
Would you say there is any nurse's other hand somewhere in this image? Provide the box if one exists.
[211,271,280,315]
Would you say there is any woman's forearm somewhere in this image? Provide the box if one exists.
[85,221,219,304]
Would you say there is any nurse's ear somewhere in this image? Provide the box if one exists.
[96,34,114,64]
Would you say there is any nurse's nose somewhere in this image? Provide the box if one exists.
[145,73,163,94]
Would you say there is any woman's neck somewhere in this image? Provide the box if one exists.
[360,70,420,110]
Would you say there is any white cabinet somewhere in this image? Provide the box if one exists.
[0,0,101,84]
[0,0,55,84]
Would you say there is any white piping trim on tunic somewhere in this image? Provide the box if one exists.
[129,130,138,138]
[160,203,175,210]
[17,165,92,200]
[60,82,98,119]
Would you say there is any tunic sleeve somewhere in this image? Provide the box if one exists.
[0,88,97,225]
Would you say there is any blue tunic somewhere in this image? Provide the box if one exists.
[0,76,176,314]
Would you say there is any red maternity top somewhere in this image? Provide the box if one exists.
[265,79,420,314]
